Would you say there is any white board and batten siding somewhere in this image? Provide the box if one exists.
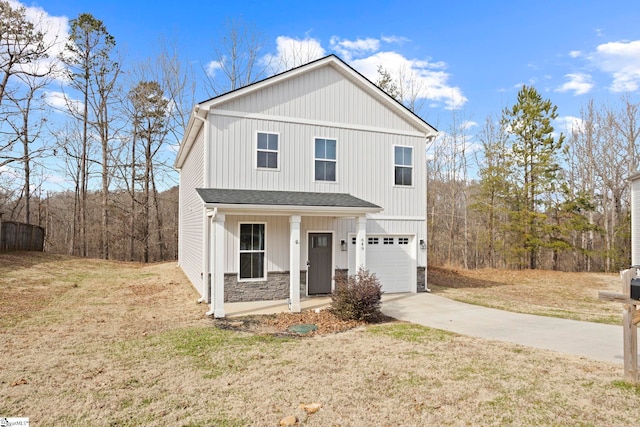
[206,120,426,219]
[632,175,640,265]
[217,64,420,135]
[178,128,205,295]
[176,56,432,301]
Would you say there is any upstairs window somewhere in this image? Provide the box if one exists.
[394,146,413,186]
[257,132,278,169]
[315,138,336,181]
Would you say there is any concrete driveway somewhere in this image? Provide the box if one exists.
[381,292,628,365]
[224,292,629,365]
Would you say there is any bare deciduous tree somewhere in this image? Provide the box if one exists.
[202,18,270,96]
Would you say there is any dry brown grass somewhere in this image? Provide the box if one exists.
[2,252,640,426]
[428,266,623,324]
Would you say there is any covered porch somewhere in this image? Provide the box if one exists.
[197,188,382,318]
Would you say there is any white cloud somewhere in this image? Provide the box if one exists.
[556,115,585,134]
[330,36,380,61]
[43,90,82,114]
[569,50,582,58]
[462,120,478,130]
[261,33,466,110]
[264,36,326,73]
[555,73,594,95]
[205,60,223,76]
[350,51,467,110]
[590,40,640,92]
[9,0,69,78]
[380,35,409,45]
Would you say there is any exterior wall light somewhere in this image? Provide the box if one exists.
[419,239,426,250]
[340,239,347,251]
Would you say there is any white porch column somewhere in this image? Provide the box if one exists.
[212,213,226,318]
[289,215,302,312]
[355,215,367,271]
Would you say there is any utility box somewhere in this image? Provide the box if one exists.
[631,278,640,300]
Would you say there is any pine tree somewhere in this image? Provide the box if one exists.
[501,86,564,269]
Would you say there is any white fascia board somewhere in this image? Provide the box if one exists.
[203,202,382,217]
[173,106,207,169]
[198,57,335,112]
[329,61,438,138]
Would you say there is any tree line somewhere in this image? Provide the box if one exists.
[424,89,638,272]
[1,1,638,271]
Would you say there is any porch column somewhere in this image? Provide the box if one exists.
[355,215,367,271]
[289,215,301,312]
[212,213,226,318]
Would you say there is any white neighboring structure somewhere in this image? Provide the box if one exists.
[174,55,437,317]
[631,173,640,265]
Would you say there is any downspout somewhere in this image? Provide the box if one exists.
[424,134,437,293]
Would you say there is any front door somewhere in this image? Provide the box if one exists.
[308,233,332,294]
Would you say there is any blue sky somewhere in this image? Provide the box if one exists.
[8,0,640,188]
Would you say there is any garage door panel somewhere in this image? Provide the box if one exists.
[349,234,415,293]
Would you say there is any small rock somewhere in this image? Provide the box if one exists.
[299,402,322,414]
[279,415,298,426]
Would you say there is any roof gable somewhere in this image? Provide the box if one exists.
[175,55,437,169]
[200,55,436,135]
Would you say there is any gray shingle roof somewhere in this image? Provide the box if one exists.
[196,188,380,209]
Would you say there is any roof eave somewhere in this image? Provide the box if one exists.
[173,105,207,169]
[203,202,382,217]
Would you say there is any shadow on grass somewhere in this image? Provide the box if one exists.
[427,266,508,290]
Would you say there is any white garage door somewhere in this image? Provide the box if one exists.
[348,235,415,293]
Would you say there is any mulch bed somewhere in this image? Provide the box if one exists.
[213,309,393,337]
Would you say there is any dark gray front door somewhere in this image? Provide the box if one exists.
[308,233,332,294]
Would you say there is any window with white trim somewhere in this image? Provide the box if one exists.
[394,146,413,186]
[239,223,265,280]
[383,237,394,245]
[398,237,409,245]
[368,237,379,245]
[315,138,336,181]
[257,132,278,169]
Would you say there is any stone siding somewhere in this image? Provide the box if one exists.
[417,266,426,292]
[223,267,427,302]
[224,272,290,302]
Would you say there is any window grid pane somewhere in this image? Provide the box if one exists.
[239,224,265,279]
[257,133,278,169]
[394,146,413,186]
[315,138,337,181]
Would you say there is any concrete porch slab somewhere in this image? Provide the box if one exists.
[225,296,332,317]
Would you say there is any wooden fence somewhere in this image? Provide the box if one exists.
[0,220,45,251]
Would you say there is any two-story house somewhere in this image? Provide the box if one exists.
[174,55,437,318]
